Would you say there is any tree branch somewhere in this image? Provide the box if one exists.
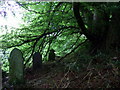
[6,26,79,48]
[24,39,39,68]
[57,39,88,62]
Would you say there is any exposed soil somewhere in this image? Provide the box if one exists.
[23,62,120,88]
[2,61,120,89]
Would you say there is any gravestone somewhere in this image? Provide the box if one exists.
[33,52,42,70]
[48,49,55,61]
[9,48,24,85]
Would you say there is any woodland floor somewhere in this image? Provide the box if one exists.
[21,61,120,88]
[2,59,120,89]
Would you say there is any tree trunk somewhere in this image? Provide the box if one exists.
[73,3,120,54]
[106,8,120,53]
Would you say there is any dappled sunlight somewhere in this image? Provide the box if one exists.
[1,2,120,89]
[0,1,25,35]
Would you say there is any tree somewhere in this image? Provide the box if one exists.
[1,2,83,67]
[1,2,120,68]
[73,2,120,54]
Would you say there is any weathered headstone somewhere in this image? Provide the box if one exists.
[33,52,42,70]
[9,48,24,85]
[48,49,55,61]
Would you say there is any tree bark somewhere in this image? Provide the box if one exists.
[106,8,120,53]
[73,2,96,42]
[73,3,120,54]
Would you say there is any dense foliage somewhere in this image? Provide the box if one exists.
[1,2,120,88]
[1,2,120,69]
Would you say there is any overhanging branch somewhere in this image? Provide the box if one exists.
[6,26,79,48]
[57,39,88,62]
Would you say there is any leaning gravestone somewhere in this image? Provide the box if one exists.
[9,48,24,85]
[33,52,42,70]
